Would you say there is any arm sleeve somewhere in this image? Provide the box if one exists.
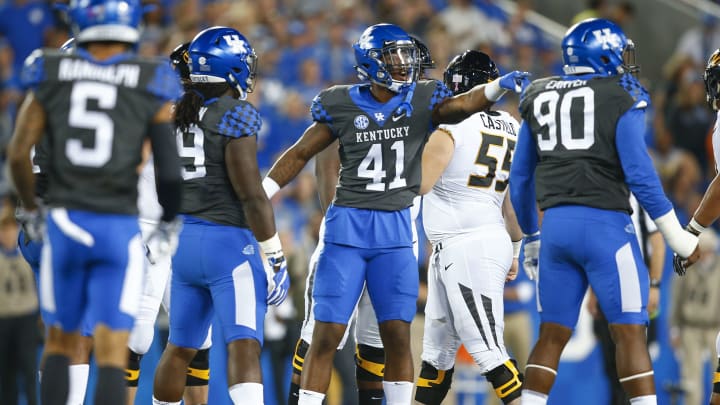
[509,122,539,235]
[149,122,183,221]
[615,108,673,219]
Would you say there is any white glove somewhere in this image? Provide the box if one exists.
[145,217,182,265]
[259,233,290,306]
[522,232,541,281]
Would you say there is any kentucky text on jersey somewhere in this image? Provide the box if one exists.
[58,58,140,88]
[544,79,587,90]
[355,126,410,143]
[477,114,517,136]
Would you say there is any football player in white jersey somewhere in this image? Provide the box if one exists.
[125,42,211,405]
[681,48,720,405]
[414,50,524,405]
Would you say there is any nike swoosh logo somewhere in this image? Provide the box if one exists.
[444,263,453,271]
[392,113,405,121]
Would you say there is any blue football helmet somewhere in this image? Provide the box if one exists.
[561,18,638,76]
[353,23,418,93]
[60,37,76,52]
[67,0,143,44]
[188,26,257,100]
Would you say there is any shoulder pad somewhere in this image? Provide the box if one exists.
[20,49,46,91]
[147,60,182,102]
[618,74,650,109]
[310,87,334,123]
[429,79,453,111]
[216,100,262,138]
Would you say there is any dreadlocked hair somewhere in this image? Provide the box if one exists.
[175,82,231,132]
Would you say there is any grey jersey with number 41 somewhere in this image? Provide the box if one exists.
[311,80,453,211]
[21,48,181,215]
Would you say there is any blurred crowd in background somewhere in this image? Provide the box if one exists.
[5,0,720,404]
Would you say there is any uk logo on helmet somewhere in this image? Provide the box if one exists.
[223,35,248,54]
[592,28,622,50]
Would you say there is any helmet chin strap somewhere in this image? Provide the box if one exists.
[394,82,416,118]
[227,74,247,100]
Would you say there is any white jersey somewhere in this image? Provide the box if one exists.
[137,157,163,224]
[423,110,519,244]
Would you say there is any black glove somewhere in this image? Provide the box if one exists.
[672,253,686,276]
[673,223,702,276]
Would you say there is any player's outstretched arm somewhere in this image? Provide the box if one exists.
[432,71,530,126]
[419,128,454,195]
[615,108,699,263]
[8,93,45,210]
[264,122,335,198]
[315,139,340,213]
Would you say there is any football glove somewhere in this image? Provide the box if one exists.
[522,232,540,281]
[145,217,182,265]
[673,222,703,276]
[16,207,44,242]
[673,253,687,276]
[499,71,531,94]
[259,233,290,306]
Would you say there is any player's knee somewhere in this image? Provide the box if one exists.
[186,348,210,386]
[485,359,523,404]
[125,350,142,387]
[414,361,454,405]
[355,344,385,382]
[292,339,309,376]
[127,321,155,355]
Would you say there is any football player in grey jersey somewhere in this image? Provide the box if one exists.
[263,23,528,405]
[8,1,183,404]
[151,26,289,405]
[285,34,436,405]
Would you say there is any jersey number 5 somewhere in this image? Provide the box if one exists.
[67,82,117,167]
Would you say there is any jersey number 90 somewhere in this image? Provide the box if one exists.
[533,87,595,151]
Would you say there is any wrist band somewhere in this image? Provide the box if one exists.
[484,78,507,102]
[258,232,282,255]
[689,217,707,234]
[512,240,522,259]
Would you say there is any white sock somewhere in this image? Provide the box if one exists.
[229,382,264,405]
[298,389,325,405]
[151,397,181,405]
[521,389,549,405]
[67,364,89,405]
[37,370,42,383]
[383,381,413,404]
[630,395,657,404]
